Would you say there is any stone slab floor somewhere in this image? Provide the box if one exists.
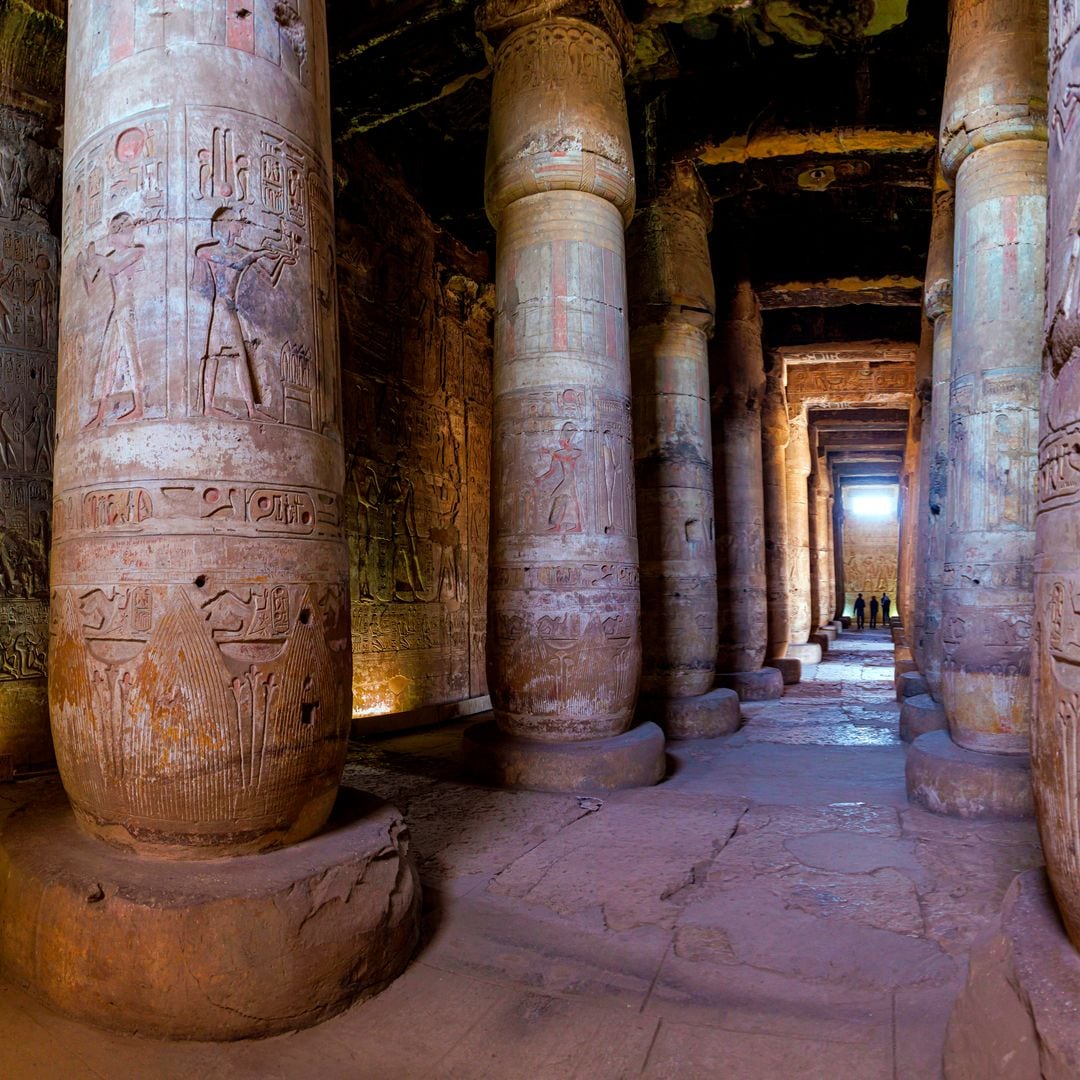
[0,627,1043,1078]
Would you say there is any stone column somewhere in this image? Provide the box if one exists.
[0,0,419,1039]
[1034,0,1080,950]
[906,0,1045,820]
[464,0,664,789]
[0,2,63,779]
[712,282,782,701]
[761,370,801,684]
[907,315,933,660]
[785,408,821,664]
[833,489,846,621]
[901,176,953,743]
[809,441,835,637]
[626,163,740,738]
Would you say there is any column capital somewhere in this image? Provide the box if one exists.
[628,161,714,330]
[477,0,634,64]
[939,0,1048,182]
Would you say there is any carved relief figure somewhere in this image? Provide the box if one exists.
[536,422,584,533]
[384,453,423,601]
[193,206,297,420]
[77,212,146,428]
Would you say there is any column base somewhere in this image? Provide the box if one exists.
[896,670,929,702]
[944,869,1080,1079]
[638,688,742,740]
[786,641,822,664]
[899,694,948,743]
[810,631,830,654]
[905,730,1033,820]
[770,656,802,685]
[895,644,913,663]
[462,717,666,793]
[0,785,421,1041]
[840,616,852,628]
[715,667,784,701]
[828,620,844,635]
[891,627,906,646]
[897,671,928,699]
[819,626,838,644]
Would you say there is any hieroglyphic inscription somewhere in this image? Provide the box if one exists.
[187,107,339,437]
[841,485,898,615]
[62,113,167,433]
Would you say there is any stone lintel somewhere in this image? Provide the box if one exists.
[694,128,937,167]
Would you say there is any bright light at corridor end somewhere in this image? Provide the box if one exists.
[849,491,897,519]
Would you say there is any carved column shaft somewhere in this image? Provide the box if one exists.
[921,178,955,701]
[1034,0,1080,949]
[785,410,813,643]
[832,488,845,619]
[762,370,791,659]
[628,163,716,700]
[908,314,934,655]
[939,0,1047,754]
[0,1,63,775]
[809,443,833,631]
[53,0,350,855]
[482,7,640,740]
[711,281,767,673]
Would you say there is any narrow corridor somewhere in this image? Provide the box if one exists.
[0,628,1044,1077]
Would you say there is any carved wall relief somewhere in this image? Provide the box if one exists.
[335,145,493,720]
[0,103,58,771]
[841,486,899,615]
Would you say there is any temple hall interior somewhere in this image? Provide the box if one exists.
[0,0,1078,1076]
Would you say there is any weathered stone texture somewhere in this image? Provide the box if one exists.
[808,441,834,632]
[920,178,955,702]
[52,1,351,854]
[712,281,767,673]
[0,785,420,1039]
[335,142,493,724]
[482,7,641,741]
[785,410,813,643]
[761,369,791,662]
[1033,0,1080,952]
[628,162,717,700]
[0,1,63,775]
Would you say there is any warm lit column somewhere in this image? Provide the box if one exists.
[809,442,834,632]
[0,2,63,777]
[762,369,801,683]
[785,409,815,650]
[711,282,780,699]
[628,164,739,733]
[51,0,351,854]
[1034,0,1080,948]
[832,485,846,619]
[938,0,1046,756]
[474,0,663,783]
[921,176,955,701]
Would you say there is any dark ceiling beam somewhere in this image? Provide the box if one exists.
[758,277,923,309]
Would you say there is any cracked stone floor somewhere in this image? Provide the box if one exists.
[0,627,1044,1078]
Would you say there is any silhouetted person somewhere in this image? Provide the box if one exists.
[854,593,866,629]
[881,593,891,623]
[869,595,879,629]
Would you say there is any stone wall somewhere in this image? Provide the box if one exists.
[335,142,493,730]
[842,485,898,615]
